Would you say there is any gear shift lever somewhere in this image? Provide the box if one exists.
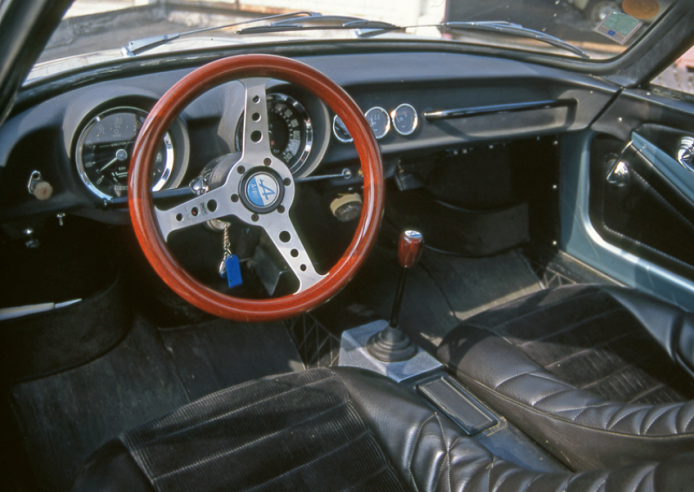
[366,230,423,362]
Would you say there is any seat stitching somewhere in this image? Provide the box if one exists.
[490,466,528,492]
[577,353,659,395]
[128,374,342,448]
[520,371,568,384]
[521,472,543,492]
[434,413,453,492]
[339,465,400,492]
[627,382,668,405]
[495,371,569,391]
[152,400,355,482]
[606,406,645,430]
[591,474,608,492]
[641,405,677,435]
[515,307,623,348]
[543,329,641,370]
[532,388,574,408]
[480,288,600,335]
[633,464,656,491]
[406,414,435,492]
[487,457,497,492]
[681,407,694,432]
[237,429,372,492]
[448,433,467,453]
[553,402,613,417]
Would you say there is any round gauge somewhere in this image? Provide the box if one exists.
[235,93,313,173]
[76,107,174,200]
[391,103,418,136]
[365,107,391,140]
[332,115,353,143]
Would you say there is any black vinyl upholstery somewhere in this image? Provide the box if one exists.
[73,366,694,492]
[437,284,694,470]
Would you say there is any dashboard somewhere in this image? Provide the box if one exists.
[0,51,618,226]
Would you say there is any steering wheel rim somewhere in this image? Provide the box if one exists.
[129,54,384,322]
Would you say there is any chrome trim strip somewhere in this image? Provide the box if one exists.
[423,99,575,122]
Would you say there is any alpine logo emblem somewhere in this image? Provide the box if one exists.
[246,173,280,208]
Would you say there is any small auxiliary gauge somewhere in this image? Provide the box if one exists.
[365,107,390,140]
[391,103,418,136]
[332,115,353,143]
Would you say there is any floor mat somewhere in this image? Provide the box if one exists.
[312,244,543,354]
[4,317,304,492]
[159,319,305,401]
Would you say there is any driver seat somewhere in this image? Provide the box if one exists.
[73,367,694,492]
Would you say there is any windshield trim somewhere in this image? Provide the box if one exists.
[15,1,694,116]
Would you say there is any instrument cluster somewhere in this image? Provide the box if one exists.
[71,93,419,202]
[332,103,419,143]
[74,105,190,201]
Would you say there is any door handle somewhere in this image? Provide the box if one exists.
[677,136,694,172]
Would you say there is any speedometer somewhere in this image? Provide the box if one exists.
[235,93,313,173]
[75,107,174,200]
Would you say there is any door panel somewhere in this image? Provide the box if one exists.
[560,87,694,312]
[588,132,694,281]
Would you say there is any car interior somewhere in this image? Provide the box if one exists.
[2,1,694,491]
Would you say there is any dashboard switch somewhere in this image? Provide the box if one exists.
[27,171,53,201]
[330,193,362,222]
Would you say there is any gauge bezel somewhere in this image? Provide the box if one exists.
[271,93,314,173]
[235,93,313,173]
[332,114,354,143]
[75,106,175,200]
[391,103,419,136]
[365,106,391,140]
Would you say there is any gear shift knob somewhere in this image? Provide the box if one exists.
[398,230,424,269]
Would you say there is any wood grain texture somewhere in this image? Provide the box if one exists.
[129,54,384,322]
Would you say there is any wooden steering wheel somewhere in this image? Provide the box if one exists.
[128,55,384,322]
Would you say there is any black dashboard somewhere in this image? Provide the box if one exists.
[0,51,618,227]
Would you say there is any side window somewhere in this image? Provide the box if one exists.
[651,46,694,96]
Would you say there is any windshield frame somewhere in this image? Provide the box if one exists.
[15,0,694,115]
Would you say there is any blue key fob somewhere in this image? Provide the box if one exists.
[224,255,243,289]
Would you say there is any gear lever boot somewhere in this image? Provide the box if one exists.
[366,230,423,362]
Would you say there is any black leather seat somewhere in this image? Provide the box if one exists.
[437,284,694,471]
[73,366,694,492]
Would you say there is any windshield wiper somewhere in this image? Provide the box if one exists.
[236,15,398,35]
[121,11,321,57]
[358,20,589,59]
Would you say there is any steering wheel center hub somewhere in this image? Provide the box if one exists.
[239,168,285,214]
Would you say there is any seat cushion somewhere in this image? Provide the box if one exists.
[437,284,694,470]
[72,367,694,492]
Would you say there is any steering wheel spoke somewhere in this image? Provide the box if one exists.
[154,186,232,241]
[239,78,273,162]
[259,213,324,292]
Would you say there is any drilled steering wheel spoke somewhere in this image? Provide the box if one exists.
[259,213,324,292]
[239,78,273,162]
[155,186,235,241]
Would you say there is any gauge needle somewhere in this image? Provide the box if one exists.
[99,148,129,173]
[99,157,118,173]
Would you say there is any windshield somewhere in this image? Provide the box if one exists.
[31,0,675,81]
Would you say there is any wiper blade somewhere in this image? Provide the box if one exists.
[443,21,589,58]
[359,20,589,59]
[237,15,398,35]
[121,11,320,57]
